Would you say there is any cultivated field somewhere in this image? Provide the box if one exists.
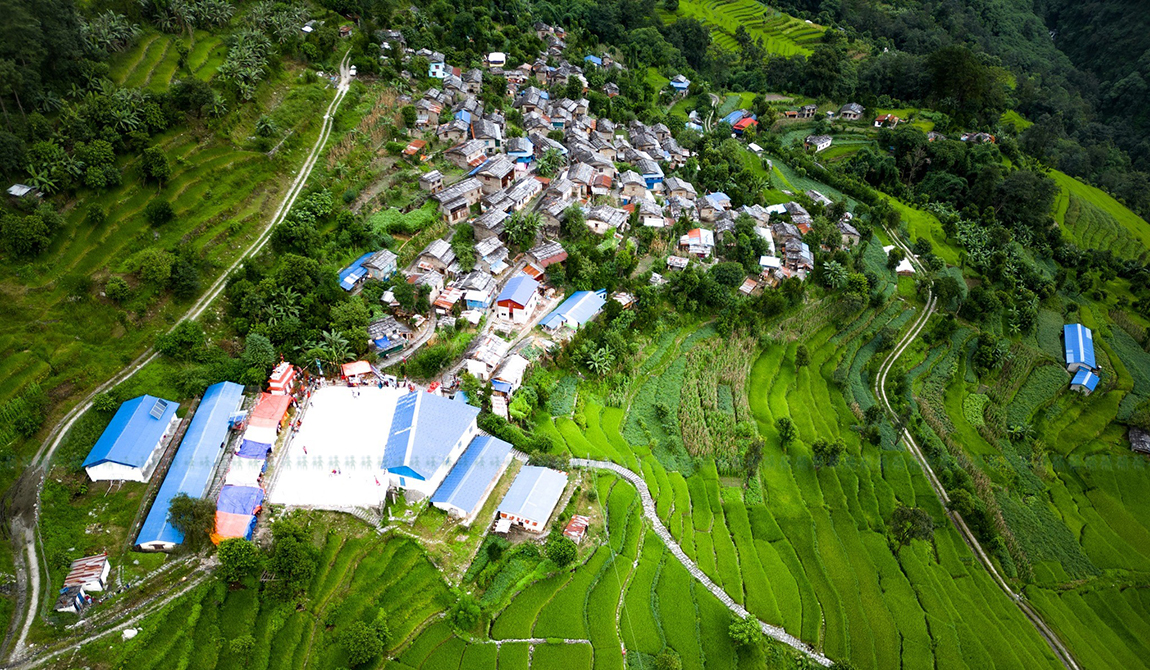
[658,0,824,56]
[1051,169,1150,262]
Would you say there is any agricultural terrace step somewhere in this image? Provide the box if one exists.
[570,458,833,667]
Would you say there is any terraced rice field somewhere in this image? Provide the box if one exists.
[659,0,823,57]
[64,527,456,669]
[1051,169,1150,262]
[0,76,331,451]
[111,30,228,89]
[912,303,1150,668]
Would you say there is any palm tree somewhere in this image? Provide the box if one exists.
[585,345,614,376]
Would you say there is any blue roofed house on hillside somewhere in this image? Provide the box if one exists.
[495,274,541,323]
[339,252,376,291]
[1070,368,1100,395]
[498,466,568,532]
[83,395,181,482]
[583,54,602,66]
[540,290,607,332]
[430,435,514,525]
[1063,323,1097,372]
[382,392,482,500]
[136,382,245,551]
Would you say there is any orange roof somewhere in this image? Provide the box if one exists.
[249,393,291,427]
[403,139,427,155]
[733,117,758,130]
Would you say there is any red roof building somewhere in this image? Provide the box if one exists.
[563,514,590,543]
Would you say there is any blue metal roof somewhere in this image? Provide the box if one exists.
[136,382,243,547]
[383,392,480,480]
[721,110,747,125]
[383,392,419,472]
[468,157,492,177]
[541,290,606,330]
[706,192,731,207]
[499,466,567,525]
[84,395,180,469]
[1071,367,1099,391]
[429,435,512,516]
[584,54,602,66]
[455,109,472,123]
[496,275,539,307]
[492,380,513,393]
[1064,324,1096,369]
[339,252,375,291]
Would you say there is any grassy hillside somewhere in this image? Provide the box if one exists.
[1051,169,1150,261]
[658,0,824,56]
[110,29,229,89]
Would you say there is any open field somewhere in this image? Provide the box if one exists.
[658,0,823,56]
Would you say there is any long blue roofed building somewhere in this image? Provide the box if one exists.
[136,382,245,551]
[429,435,514,524]
[1063,323,1097,373]
[382,391,482,500]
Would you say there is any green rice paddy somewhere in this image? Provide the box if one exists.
[1051,169,1150,261]
[659,0,824,57]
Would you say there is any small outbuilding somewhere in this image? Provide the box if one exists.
[1070,368,1099,395]
[498,465,568,531]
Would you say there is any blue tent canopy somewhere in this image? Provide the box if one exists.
[237,439,272,459]
[136,382,243,548]
[84,395,179,469]
[217,485,265,515]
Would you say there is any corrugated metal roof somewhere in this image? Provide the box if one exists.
[83,395,179,469]
[499,466,567,525]
[496,275,540,306]
[63,553,108,587]
[429,435,512,516]
[1071,367,1099,391]
[339,252,375,290]
[137,382,244,547]
[541,290,606,329]
[1064,324,1096,369]
[382,392,480,480]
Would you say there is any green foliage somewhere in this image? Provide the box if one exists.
[167,493,216,553]
[156,320,206,361]
[728,615,760,647]
[217,539,262,583]
[338,620,383,667]
[962,393,988,427]
[140,146,171,184]
[545,535,577,567]
[104,276,130,303]
[890,505,934,549]
[145,199,174,226]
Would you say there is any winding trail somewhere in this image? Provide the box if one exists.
[872,230,1081,670]
[571,458,833,667]
[4,52,353,664]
